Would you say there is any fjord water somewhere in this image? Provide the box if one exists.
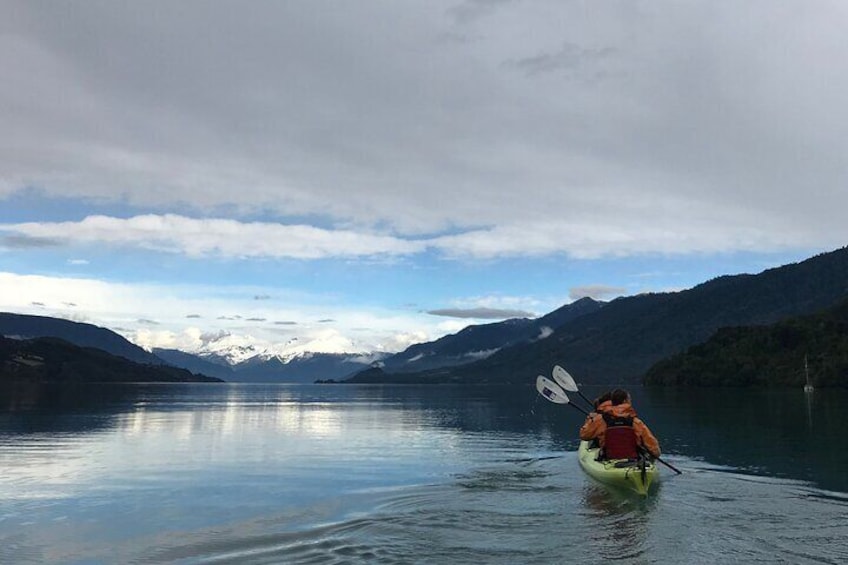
[1,384,846,564]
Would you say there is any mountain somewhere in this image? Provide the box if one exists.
[225,352,382,383]
[0,336,222,383]
[0,299,600,383]
[346,246,848,385]
[643,298,848,387]
[152,348,236,380]
[380,297,603,373]
[193,301,600,382]
[0,313,165,365]
[0,313,380,383]
[153,346,382,383]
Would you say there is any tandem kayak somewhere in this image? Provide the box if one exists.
[577,440,658,496]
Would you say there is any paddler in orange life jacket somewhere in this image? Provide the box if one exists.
[579,388,661,460]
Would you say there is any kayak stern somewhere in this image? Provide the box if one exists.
[577,440,658,496]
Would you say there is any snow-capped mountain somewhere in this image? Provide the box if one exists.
[151,328,390,383]
[189,330,274,366]
[190,328,376,367]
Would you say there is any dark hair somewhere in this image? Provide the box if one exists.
[610,388,630,405]
[594,391,611,409]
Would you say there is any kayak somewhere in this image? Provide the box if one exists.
[577,440,658,496]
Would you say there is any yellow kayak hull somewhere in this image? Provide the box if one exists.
[577,440,658,496]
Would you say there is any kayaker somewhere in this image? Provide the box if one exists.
[593,391,612,410]
[579,388,661,460]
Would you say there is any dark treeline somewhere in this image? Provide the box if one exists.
[347,246,848,385]
[0,336,221,383]
[643,299,848,387]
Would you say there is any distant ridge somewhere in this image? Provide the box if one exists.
[0,313,165,365]
[347,246,848,385]
[224,352,381,384]
[0,336,222,383]
[155,298,602,383]
[153,348,235,380]
[380,297,603,373]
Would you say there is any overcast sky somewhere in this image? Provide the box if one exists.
[2,1,846,355]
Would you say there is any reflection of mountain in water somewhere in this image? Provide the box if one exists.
[1,383,845,493]
[635,387,848,493]
[0,382,146,435]
[1,336,222,383]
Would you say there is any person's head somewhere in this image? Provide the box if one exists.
[594,391,611,409]
[610,388,630,406]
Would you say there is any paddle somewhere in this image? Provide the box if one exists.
[637,445,682,475]
[535,376,589,416]
[552,365,594,410]
[544,367,683,475]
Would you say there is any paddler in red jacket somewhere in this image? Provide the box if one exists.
[579,388,661,460]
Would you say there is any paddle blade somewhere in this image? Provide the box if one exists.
[552,365,579,392]
[536,376,570,405]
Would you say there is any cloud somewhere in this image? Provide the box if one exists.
[67,258,89,265]
[569,285,627,301]
[253,294,271,300]
[463,348,499,360]
[199,330,230,345]
[503,42,617,76]
[427,307,534,319]
[246,317,266,322]
[535,326,553,340]
[380,331,430,352]
[1,235,61,249]
[448,0,514,24]
[0,215,426,259]
[2,212,824,261]
[0,271,451,355]
[2,2,847,257]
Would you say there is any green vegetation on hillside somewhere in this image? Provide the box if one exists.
[347,245,848,385]
[0,336,222,383]
[643,299,848,387]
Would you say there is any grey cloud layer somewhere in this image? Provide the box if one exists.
[3,1,848,256]
[569,285,627,301]
[0,208,827,260]
[427,307,535,319]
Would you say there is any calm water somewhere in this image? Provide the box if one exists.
[1,383,846,564]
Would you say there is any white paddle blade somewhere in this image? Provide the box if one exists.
[536,376,570,405]
[552,365,579,392]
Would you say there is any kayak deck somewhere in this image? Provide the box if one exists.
[577,440,658,496]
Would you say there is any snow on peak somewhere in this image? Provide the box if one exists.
[191,328,371,366]
[195,331,272,365]
[133,324,422,367]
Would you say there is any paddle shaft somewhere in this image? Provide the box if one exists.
[549,363,683,476]
[541,386,682,475]
[654,455,682,475]
[575,390,594,411]
[638,446,682,475]
[565,401,589,416]
[584,398,680,473]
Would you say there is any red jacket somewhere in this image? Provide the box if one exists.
[579,400,661,458]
